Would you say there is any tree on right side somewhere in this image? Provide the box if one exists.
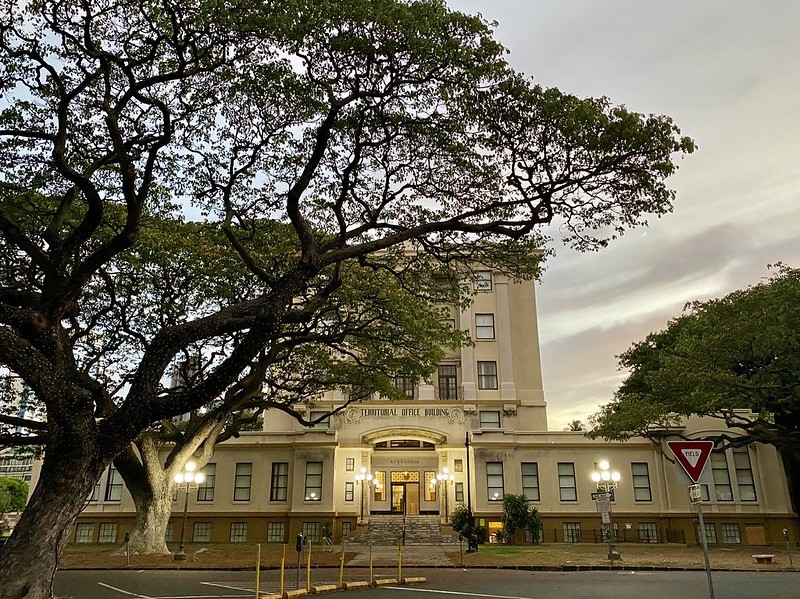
[590,265,800,508]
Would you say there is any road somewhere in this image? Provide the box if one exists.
[54,567,800,599]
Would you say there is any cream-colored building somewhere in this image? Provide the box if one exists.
[72,270,797,547]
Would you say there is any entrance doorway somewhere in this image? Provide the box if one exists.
[391,482,420,515]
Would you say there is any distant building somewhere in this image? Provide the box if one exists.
[49,270,796,546]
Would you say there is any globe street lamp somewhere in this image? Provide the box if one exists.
[173,462,205,561]
[591,460,621,564]
[355,467,378,524]
[430,467,456,521]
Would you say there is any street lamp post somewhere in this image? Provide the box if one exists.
[173,462,205,561]
[355,467,377,524]
[431,467,456,522]
[465,432,477,553]
[591,460,621,565]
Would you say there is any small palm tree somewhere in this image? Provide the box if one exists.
[566,420,586,432]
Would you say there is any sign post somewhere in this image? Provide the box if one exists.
[591,491,618,564]
[668,441,715,599]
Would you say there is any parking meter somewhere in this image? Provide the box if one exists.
[295,532,305,553]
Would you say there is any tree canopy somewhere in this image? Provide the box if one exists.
[0,0,692,596]
[0,477,28,514]
[591,265,800,454]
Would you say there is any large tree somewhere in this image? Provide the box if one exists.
[0,0,692,596]
[590,265,800,507]
[108,222,464,555]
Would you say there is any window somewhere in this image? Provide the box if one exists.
[711,452,733,501]
[309,410,330,429]
[521,462,540,501]
[346,458,355,471]
[474,271,492,291]
[193,522,211,542]
[486,462,504,501]
[267,522,285,543]
[75,523,94,543]
[558,463,577,501]
[345,481,355,502]
[98,523,117,543]
[602,522,620,543]
[394,375,416,399]
[699,522,717,544]
[105,465,123,501]
[562,522,581,543]
[230,522,248,543]
[165,522,174,542]
[197,463,216,502]
[424,471,437,501]
[455,482,464,503]
[88,480,101,502]
[305,462,323,501]
[477,361,498,390]
[341,521,353,537]
[454,459,463,473]
[479,410,501,429]
[631,463,652,501]
[233,463,252,501]
[733,447,757,501]
[270,462,288,501]
[475,314,495,340]
[638,522,658,543]
[303,522,321,542]
[438,365,458,400]
[722,523,741,544]
[374,471,386,501]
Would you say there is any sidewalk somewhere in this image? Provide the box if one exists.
[345,544,453,567]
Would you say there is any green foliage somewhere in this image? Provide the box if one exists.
[500,494,542,544]
[0,0,693,587]
[0,478,28,514]
[591,265,800,459]
[449,503,472,539]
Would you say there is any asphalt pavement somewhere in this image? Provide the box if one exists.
[54,567,800,599]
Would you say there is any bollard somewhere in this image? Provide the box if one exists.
[398,541,402,582]
[369,541,374,585]
[254,544,261,599]
[338,542,345,588]
[306,540,312,591]
[280,543,286,596]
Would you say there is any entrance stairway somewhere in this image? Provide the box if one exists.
[346,514,460,546]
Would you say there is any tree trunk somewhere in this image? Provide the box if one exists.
[124,472,173,555]
[0,434,109,599]
[781,450,800,515]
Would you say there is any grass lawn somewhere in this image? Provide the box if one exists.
[58,541,797,571]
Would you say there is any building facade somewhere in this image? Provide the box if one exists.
[67,270,797,547]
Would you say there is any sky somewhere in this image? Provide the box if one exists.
[449,0,800,430]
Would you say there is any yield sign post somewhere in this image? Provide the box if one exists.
[668,440,714,483]
[668,439,716,599]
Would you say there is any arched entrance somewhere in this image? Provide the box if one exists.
[361,428,446,517]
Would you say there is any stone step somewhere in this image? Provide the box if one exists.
[345,515,460,546]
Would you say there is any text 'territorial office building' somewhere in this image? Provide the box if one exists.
[69,270,797,547]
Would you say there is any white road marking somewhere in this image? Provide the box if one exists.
[385,586,534,599]
[199,581,255,592]
[97,582,155,598]
[139,596,249,598]
[98,581,250,598]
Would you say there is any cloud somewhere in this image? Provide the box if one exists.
[450,0,800,430]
